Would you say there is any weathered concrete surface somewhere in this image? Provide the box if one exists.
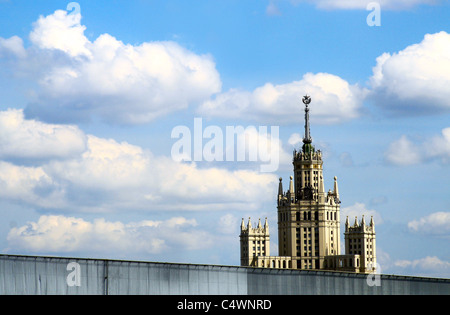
[0,255,448,295]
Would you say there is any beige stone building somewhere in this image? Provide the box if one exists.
[240,95,376,274]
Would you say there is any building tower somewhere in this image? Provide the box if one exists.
[240,218,270,267]
[344,215,377,273]
[277,95,341,270]
[239,95,376,274]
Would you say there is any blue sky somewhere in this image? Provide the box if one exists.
[0,0,449,278]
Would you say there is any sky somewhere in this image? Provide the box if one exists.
[0,0,449,279]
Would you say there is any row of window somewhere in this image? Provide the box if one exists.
[278,210,337,222]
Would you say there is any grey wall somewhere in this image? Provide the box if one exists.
[0,255,448,295]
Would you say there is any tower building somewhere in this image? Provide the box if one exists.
[240,218,270,267]
[240,95,376,274]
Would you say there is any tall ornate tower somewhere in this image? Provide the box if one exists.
[240,218,270,267]
[345,215,377,273]
[239,95,375,274]
[277,95,341,270]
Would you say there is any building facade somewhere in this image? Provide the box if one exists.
[240,95,376,274]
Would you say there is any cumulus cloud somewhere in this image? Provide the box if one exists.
[172,121,291,173]
[29,10,91,58]
[384,135,422,166]
[385,128,450,165]
[0,36,27,58]
[48,137,277,212]
[370,31,450,116]
[0,109,277,213]
[198,72,367,125]
[394,256,450,278]
[0,10,221,125]
[6,215,212,257]
[408,212,450,236]
[0,108,86,162]
[0,161,64,209]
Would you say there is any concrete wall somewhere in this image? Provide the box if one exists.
[0,255,448,295]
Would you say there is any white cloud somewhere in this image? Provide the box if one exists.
[341,202,383,225]
[1,10,221,125]
[288,133,303,147]
[0,36,27,58]
[0,109,277,213]
[385,128,450,165]
[198,73,367,125]
[217,214,239,234]
[6,215,212,256]
[394,256,450,277]
[408,212,450,236]
[29,10,91,58]
[0,108,87,162]
[0,161,63,209]
[426,127,450,164]
[370,31,450,115]
[384,135,422,166]
[45,135,278,212]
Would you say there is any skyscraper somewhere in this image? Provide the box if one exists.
[240,96,376,273]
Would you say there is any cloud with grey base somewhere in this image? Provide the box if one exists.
[408,212,450,237]
[0,109,277,214]
[198,72,367,125]
[0,10,221,125]
[369,31,450,116]
[385,128,450,166]
[6,215,213,257]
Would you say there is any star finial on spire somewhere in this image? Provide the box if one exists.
[302,95,311,106]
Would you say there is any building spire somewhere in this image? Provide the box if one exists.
[334,176,340,202]
[289,176,294,194]
[302,95,312,145]
[278,177,283,196]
